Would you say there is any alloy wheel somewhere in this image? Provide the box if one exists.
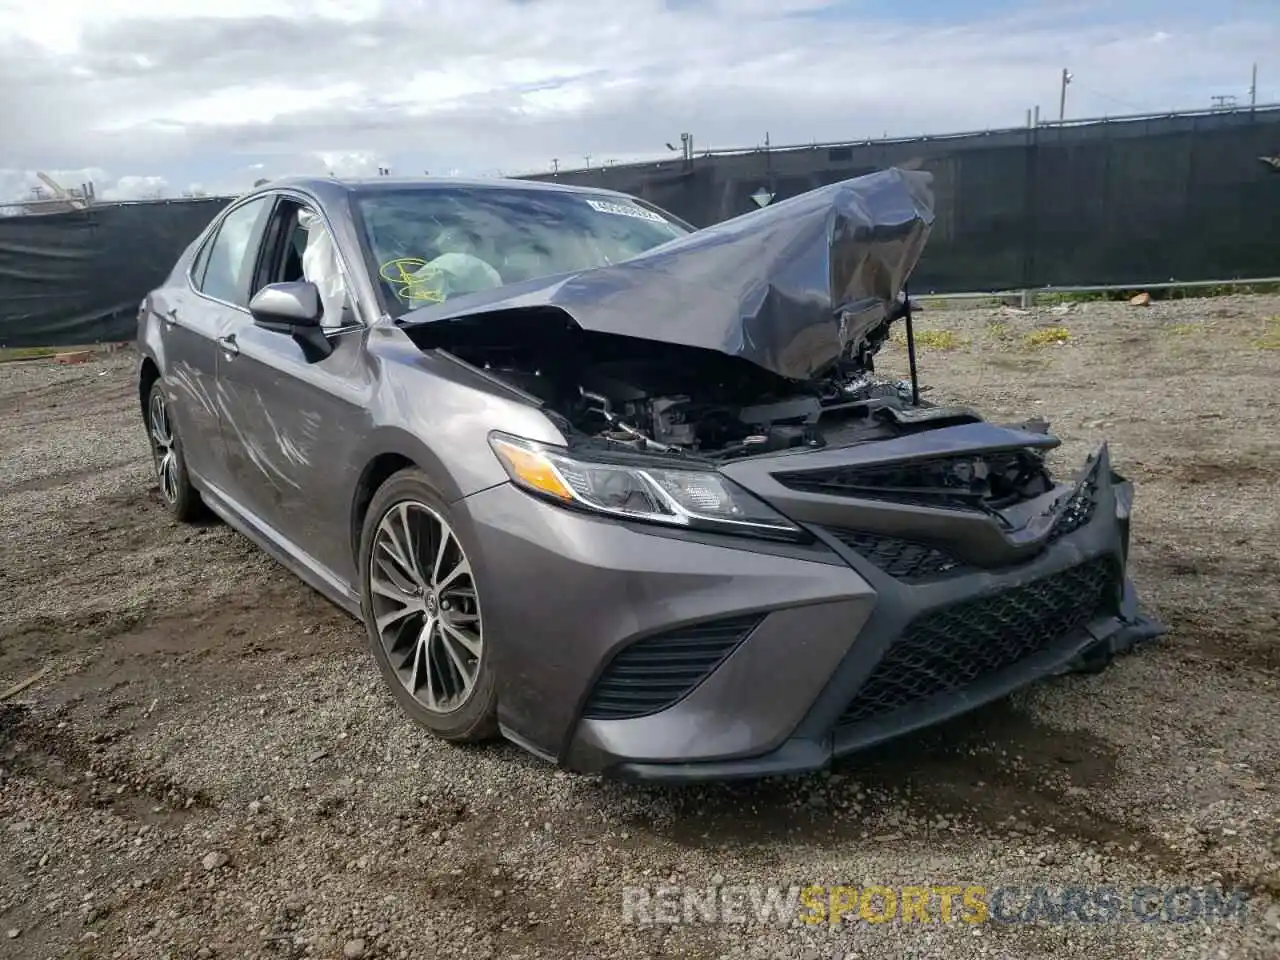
[148,390,180,505]
[368,501,483,713]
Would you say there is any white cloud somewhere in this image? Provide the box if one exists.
[0,168,197,210]
[314,151,386,177]
[103,174,170,200]
[0,0,1276,200]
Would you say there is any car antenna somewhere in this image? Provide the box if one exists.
[902,284,920,406]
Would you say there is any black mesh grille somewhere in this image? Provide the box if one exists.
[838,557,1119,726]
[581,615,764,721]
[827,529,970,582]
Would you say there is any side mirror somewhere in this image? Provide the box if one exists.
[248,281,333,361]
[249,281,322,330]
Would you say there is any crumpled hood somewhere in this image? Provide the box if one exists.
[398,167,935,382]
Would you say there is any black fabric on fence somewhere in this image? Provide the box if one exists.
[2,109,1278,349]
[0,198,229,348]
[1023,116,1279,287]
[529,107,1280,294]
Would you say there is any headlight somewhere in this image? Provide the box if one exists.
[488,433,804,541]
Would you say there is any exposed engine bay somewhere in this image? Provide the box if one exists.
[411,302,1058,512]
[416,304,898,455]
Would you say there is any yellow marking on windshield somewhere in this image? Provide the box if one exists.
[378,258,445,303]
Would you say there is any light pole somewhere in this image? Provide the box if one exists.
[1059,68,1072,121]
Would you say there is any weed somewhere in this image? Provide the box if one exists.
[1033,282,1280,307]
[986,322,1015,342]
[1024,326,1071,348]
[1252,315,1280,350]
[0,346,59,361]
[913,329,967,350]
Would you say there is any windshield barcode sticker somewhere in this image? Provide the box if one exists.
[584,198,667,223]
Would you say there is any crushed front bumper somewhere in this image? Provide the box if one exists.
[458,439,1163,783]
[607,578,1160,783]
[603,445,1164,783]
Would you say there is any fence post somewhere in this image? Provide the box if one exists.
[1021,107,1040,301]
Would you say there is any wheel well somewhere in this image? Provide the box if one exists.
[351,453,415,563]
[138,358,160,418]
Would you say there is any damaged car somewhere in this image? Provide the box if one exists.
[135,169,1161,781]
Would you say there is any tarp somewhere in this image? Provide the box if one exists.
[403,167,934,382]
[0,198,230,348]
[528,106,1280,293]
[2,106,1278,350]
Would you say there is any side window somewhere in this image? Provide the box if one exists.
[190,231,215,287]
[197,197,270,307]
[253,199,357,329]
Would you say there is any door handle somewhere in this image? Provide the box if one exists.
[217,334,239,356]
[162,307,178,326]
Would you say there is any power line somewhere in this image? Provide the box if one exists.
[1074,82,1150,114]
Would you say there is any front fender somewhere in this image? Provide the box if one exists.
[350,425,491,506]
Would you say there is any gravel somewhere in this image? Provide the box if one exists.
[1,295,1278,959]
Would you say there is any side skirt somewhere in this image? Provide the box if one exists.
[191,477,363,620]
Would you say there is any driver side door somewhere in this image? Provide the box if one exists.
[214,192,378,597]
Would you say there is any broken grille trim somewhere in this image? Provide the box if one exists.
[1047,478,1099,542]
[825,527,971,582]
[772,449,1052,513]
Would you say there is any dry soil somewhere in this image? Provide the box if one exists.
[1,295,1278,960]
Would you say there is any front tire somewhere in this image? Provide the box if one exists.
[145,380,203,522]
[358,469,497,743]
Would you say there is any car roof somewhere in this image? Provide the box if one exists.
[248,175,642,207]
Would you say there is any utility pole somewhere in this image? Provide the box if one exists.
[583,154,591,170]
[551,158,559,175]
[1250,62,1258,108]
[1059,68,1072,121]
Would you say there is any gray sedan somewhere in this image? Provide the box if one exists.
[135,171,1160,781]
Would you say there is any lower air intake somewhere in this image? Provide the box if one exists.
[581,614,764,721]
[838,556,1119,727]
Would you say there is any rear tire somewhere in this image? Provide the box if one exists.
[145,380,203,522]
[358,468,497,742]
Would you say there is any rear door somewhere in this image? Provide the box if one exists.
[157,195,271,494]
[214,191,377,591]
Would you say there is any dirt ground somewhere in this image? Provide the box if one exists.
[1,295,1278,960]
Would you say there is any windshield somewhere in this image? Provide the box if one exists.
[353,185,692,316]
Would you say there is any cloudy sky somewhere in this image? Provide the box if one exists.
[1,0,1276,202]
